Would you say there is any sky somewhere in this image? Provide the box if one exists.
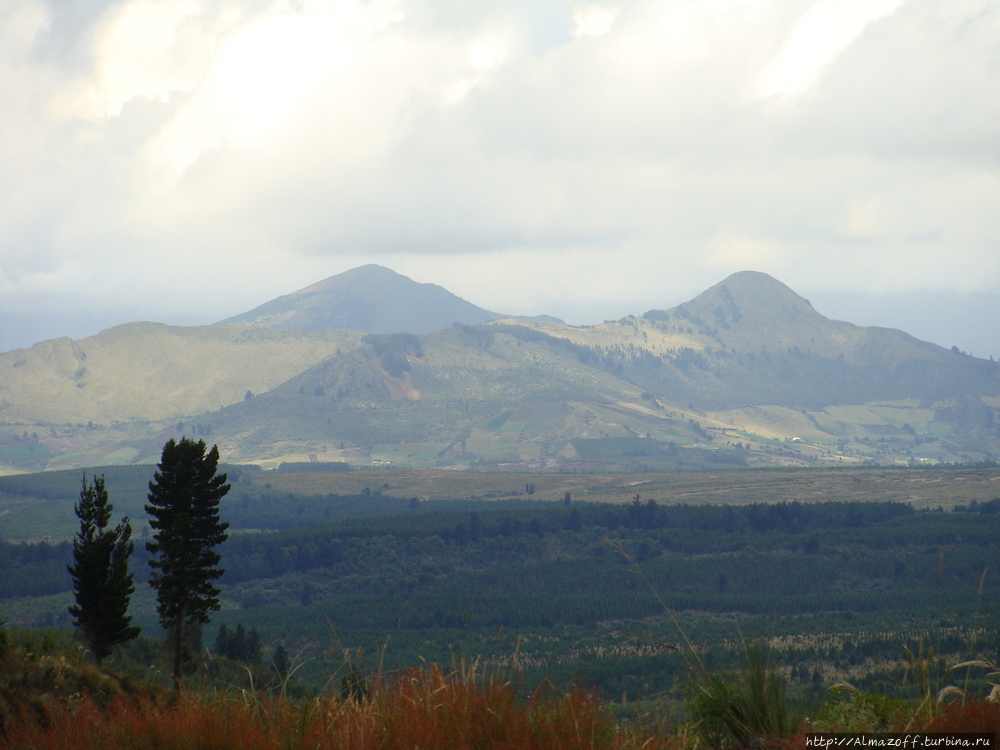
[1,0,998,355]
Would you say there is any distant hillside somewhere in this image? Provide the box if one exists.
[203,279,1000,467]
[1,269,998,472]
[0,323,360,424]
[663,271,935,363]
[521,271,1000,410]
[217,264,501,334]
[205,324,708,466]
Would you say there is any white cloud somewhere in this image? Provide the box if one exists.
[81,0,223,119]
[572,6,617,38]
[750,0,907,100]
[0,0,998,344]
[0,0,48,59]
[442,36,509,105]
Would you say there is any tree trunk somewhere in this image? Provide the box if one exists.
[172,610,184,695]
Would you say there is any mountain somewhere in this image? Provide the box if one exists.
[622,271,997,408]
[203,271,998,467]
[665,271,937,363]
[1,269,998,472]
[217,264,502,334]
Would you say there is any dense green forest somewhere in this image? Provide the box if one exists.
[3,471,998,708]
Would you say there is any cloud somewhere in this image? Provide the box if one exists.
[572,6,618,38]
[0,0,998,340]
[749,0,907,100]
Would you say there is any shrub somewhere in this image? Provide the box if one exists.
[810,686,910,731]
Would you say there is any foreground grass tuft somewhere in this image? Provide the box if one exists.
[0,632,143,737]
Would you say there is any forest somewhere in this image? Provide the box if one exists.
[3,472,999,714]
[3,468,1000,746]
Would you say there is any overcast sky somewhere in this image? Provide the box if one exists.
[2,0,998,355]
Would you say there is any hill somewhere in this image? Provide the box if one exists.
[217,264,502,333]
[202,283,999,468]
[1,269,998,471]
[205,324,710,466]
[527,271,999,410]
[0,323,360,424]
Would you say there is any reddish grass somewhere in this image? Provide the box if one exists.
[924,700,1000,732]
[2,667,678,750]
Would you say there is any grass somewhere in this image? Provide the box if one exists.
[688,646,798,750]
[3,615,999,748]
[2,666,681,750]
[0,628,146,737]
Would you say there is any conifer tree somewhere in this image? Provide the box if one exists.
[67,473,139,666]
[272,643,290,680]
[0,608,10,658]
[146,437,230,692]
[214,622,263,664]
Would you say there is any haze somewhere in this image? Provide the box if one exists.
[1,0,998,355]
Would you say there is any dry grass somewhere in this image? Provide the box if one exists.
[0,645,143,737]
[2,666,681,750]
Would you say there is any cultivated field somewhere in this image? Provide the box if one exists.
[246,466,1000,510]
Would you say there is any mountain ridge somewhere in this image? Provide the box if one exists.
[1,267,998,472]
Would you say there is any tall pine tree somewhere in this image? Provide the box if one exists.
[67,473,139,666]
[0,607,10,658]
[146,437,230,692]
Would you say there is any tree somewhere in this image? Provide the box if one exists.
[0,608,10,659]
[67,473,139,666]
[215,622,262,665]
[146,438,230,692]
[272,643,290,680]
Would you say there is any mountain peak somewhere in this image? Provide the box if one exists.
[296,265,417,295]
[675,269,819,317]
[218,265,500,334]
[664,271,828,353]
[699,270,815,312]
